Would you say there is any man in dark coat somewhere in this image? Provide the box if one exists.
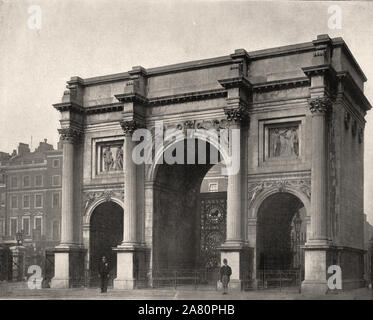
[98,256,110,293]
[220,258,232,294]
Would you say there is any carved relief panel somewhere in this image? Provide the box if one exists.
[268,124,300,158]
[91,136,124,179]
[99,143,123,173]
[258,117,305,166]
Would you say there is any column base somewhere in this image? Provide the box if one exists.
[301,280,329,295]
[218,243,254,291]
[113,245,148,290]
[50,278,70,289]
[113,279,136,290]
[302,244,365,294]
[50,246,86,289]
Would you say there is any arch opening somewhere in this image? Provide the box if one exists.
[89,201,123,286]
[256,192,307,275]
[152,138,227,279]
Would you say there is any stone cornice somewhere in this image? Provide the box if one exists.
[336,71,372,112]
[114,93,148,105]
[53,102,85,114]
[85,103,123,114]
[252,77,310,92]
[218,76,252,90]
[302,64,337,79]
[149,89,226,106]
[55,90,227,115]
[114,88,227,107]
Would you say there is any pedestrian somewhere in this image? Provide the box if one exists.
[98,256,110,293]
[220,258,232,295]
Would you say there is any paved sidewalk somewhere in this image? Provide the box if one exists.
[1,282,372,300]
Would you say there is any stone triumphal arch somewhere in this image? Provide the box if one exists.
[51,35,370,293]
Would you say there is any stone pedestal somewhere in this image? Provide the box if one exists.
[218,245,251,291]
[301,246,334,294]
[9,245,26,281]
[51,247,85,289]
[113,246,146,290]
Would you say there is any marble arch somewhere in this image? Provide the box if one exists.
[51,35,371,294]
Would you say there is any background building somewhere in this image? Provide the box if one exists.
[0,139,62,278]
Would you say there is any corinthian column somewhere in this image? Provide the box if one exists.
[224,106,248,244]
[219,105,250,291]
[308,97,331,243]
[114,119,145,290]
[119,120,139,245]
[51,127,83,289]
[58,128,81,246]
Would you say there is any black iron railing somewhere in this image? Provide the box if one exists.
[257,269,301,291]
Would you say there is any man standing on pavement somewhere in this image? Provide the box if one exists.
[98,256,110,293]
[220,258,232,295]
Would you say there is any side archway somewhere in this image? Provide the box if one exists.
[253,188,309,274]
[87,200,124,286]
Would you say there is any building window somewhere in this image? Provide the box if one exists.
[34,216,42,237]
[52,220,59,241]
[52,192,60,208]
[23,195,30,209]
[53,159,60,168]
[10,195,18,209]
[208,182,219,192]
[52,175,61,186]
[23,175,30,187]
[22,217,30,237]
[35,194,43,208]
[10,217,18,236]
[0,219,4,237]
[11,176,18,188]
[0,192,5,207]
[35,175,43,187]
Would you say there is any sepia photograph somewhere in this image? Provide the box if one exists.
[0,0,373,309]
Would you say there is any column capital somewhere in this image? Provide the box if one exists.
[120,119,143,137]
[308,97,332,115]
[58,127,83,144]
[224,106,250,125]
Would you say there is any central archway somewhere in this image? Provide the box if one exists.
[89,201,123,286]
[152,138,227,277]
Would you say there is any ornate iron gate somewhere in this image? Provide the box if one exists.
[200,192,226,273]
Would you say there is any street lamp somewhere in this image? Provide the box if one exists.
[16,230,24,246]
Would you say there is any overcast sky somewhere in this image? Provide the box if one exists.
[0,0,372,223]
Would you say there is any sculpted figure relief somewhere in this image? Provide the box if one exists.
[270,126,299,158]
[103,146,114,171]
[115,146,123,170]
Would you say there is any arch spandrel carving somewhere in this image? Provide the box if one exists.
[248,178,311,219]
[82,189,124,224]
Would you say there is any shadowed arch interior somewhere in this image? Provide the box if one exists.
[256,192,304,271]
[153,138,226,272]
[89,201,123,285]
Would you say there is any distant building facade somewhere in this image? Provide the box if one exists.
[0,139,62,254]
